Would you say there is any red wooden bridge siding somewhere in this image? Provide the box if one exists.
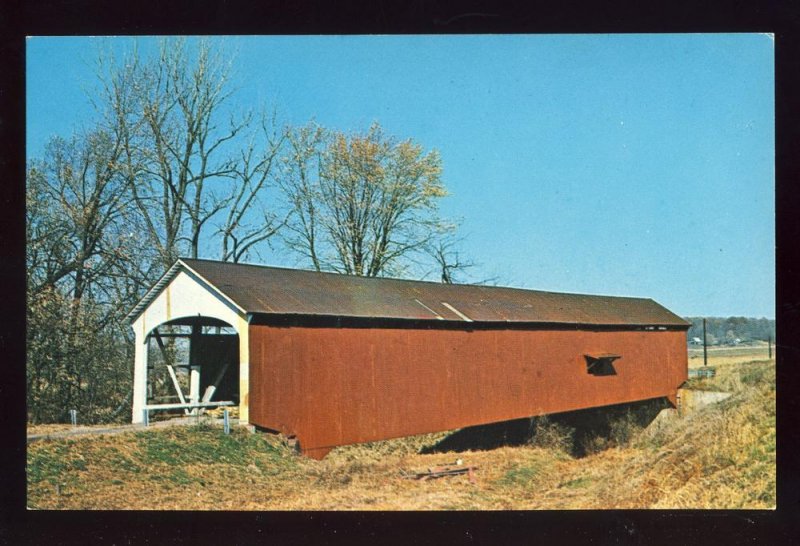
[248,324,687,459]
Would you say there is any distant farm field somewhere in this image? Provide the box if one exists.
[688,343,772,367]
[27,347,775,510]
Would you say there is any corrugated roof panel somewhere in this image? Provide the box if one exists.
[176,258,689,327]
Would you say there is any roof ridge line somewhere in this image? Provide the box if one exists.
[177,257,653,301]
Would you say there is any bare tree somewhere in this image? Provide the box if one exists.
[278,122,447,277]
[26,130,140,423]
[219,113,289,263]
[26,164,74,297]
[426,231,475,284]
[27,131,135,308]
[99,38,245,270]
[277,122,326,270]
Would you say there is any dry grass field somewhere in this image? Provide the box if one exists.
[27,347,775,510]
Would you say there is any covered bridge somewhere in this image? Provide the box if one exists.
[127,258,689,458]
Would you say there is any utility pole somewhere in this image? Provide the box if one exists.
[703,318,708,367]
[768,334,772,359]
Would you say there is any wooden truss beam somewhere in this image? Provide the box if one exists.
[153,330,190,413]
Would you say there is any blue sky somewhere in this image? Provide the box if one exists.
[26,34,775,318]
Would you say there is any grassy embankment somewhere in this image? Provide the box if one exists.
[27,347,775,510]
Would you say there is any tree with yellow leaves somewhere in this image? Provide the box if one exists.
[279,122,449,278]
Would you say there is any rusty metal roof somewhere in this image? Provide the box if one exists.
[157,258,690,327]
